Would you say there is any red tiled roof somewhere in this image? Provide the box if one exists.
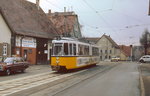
[119,45,131,56]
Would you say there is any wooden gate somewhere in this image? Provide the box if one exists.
[36,38,48,64]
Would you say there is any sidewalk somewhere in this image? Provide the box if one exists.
[27,64,51,71]
[0,64,52,82]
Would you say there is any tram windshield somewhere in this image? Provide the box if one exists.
[53,43,63,55]
[52,42,77,56]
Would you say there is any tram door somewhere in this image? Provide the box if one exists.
[36,38,48,64]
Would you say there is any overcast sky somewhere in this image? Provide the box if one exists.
[28,0,150,46]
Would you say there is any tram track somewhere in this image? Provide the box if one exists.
[0,63,119,96]
[51,64,118,96]
[28,63,119,96]
[0,71,87,96]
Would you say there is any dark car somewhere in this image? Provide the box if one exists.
[0,57,29,75]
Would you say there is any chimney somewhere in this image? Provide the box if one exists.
[49,10,51,14]
[48,10,51,15]
[64,7,66,12]
[36,0,40,10]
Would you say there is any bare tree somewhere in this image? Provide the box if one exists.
[140,29,150,55]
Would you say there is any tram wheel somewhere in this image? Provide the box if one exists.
[58,66,67,73]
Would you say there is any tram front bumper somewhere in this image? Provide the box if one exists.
[51,65,60,71]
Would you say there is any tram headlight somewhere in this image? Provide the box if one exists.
[56,61,59,64]
[56,57,59,60]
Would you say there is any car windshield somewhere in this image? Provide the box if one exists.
[4,58,14,63]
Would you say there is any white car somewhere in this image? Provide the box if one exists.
[139,55,150,63]
[111,56,120,62]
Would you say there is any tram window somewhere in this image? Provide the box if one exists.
[92,47,99,56]
[84,46,89,55]
[54,43,63,55]
[78,45,89,56]
[51,44,54,55]
[69,43,73,55]
[73,44,76,55]
[78,44,84,55]
[64,43,68,55]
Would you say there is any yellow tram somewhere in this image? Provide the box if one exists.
[51,37,100,72]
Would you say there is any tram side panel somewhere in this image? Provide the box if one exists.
[51,56,99,71]
[76,56,99,67]
[51,56,77,70]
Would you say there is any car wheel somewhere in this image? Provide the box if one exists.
[6,69,11,75]
[140,60,145,63]
[21,69,25,73]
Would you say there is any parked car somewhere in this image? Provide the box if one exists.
[111,56,120,62]
[0,57,29,75]
[139,55,150,63]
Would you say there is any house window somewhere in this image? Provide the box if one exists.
[109,56,111,59]
[105,55,107,59]
[3,43,8,56]
[28,49,32,54]
[110,50,112,54]
[105,50,107,54]
[101,50,103,53]
[100,56,102,60]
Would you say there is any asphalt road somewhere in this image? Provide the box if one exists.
[53,62,140,96]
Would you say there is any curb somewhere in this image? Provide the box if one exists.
[138,65,145,96]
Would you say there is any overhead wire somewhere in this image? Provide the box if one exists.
[82,0,119,34]
[44,0,148,34]
[112,9,146,24]
[45,0,62,10]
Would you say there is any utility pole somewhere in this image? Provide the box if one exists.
[64,7,67,37]
[148,0,150,16]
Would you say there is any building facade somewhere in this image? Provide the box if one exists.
[119,45,131,61]
[0,12,11,57]
[47,10,82,38]
[96,34,120,61]
[0,0,58,64]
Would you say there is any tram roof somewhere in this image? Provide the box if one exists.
[52,37,99,47]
